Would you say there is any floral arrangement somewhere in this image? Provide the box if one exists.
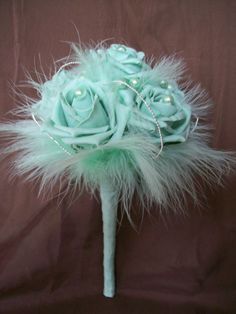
[0,43,234,297]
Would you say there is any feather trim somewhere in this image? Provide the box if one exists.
[0,42,235,217]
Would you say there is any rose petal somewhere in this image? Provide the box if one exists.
[51,99,68,126]
[42,123,109,138]
[62,129,115,146]
[109,104,131,141]
[78,96,109,128]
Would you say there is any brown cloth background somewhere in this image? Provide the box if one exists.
[0,0,236,313]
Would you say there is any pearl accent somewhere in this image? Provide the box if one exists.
[163,95,174,103]
[130,78,139,86]
[75,89,83,96]
[159,80,168,89]
[75,87,87,98]
[117,46,126,52]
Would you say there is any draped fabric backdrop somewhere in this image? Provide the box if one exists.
[0,0,236,313]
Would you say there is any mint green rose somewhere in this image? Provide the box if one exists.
[34,74,131,149]
[129,81,192,143]
[54,79,109,129]
[106,44,147,74]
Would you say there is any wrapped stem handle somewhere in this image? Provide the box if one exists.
[100,179,119,298]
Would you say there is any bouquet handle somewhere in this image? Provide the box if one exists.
[100,179,119,298]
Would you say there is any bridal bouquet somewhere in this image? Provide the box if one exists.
[0,43,234,297]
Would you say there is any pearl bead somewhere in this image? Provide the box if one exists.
[75,88,86,98]
[117,46,126,52]
[159,80,169,89]
[130,78,139,86]
[75,89,83,96]
[163,95,174,103]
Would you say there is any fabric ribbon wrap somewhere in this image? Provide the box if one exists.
[0,42,235,298]
[100,179,119,297]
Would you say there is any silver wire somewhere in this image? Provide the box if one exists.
[57,61,81,74]
[32,113,73,156]
[112,80,164,158]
